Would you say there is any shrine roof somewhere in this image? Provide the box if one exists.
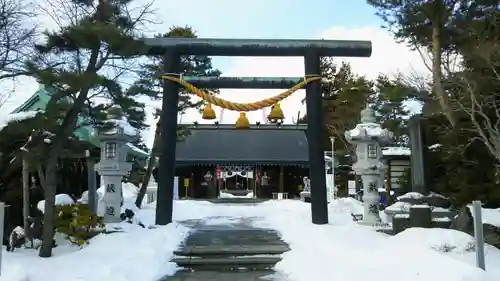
[176,124,309,166]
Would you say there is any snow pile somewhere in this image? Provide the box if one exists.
[328,196,363,215]
[429,143,442,150]
[391,228,500,277]
[37,194,75,213]
[382,146,411,156]
[255,200,493,281]
[386,201,411,212]
[1,223,189,281]
[397,192,425,200]
[219,191,254,198]
[468,205,500,227]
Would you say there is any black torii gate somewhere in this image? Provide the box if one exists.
[142,38,372,225]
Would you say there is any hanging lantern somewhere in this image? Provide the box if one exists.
[202,103,216,120]
[267,103,284,123]
[235,112,250,129]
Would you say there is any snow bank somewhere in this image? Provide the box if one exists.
[391,228,500,277]
[260,200,494,281]
[1,223,189,281]
[219,191,254,198]
[5,195,500,281]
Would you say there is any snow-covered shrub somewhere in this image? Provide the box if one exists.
[55,204,104,246]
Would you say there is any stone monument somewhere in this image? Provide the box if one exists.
[345,105,393,225]
[408,114,429,195]
[94,105,136,223]
[300,176,311,202]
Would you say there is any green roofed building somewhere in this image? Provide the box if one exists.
[9,84,149,159]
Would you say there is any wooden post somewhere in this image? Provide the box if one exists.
[22,156,30,246]
[279,166,284,193]
[386,159,391,205]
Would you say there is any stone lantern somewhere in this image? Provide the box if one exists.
[345,105,393,225]
[94,105,136,223]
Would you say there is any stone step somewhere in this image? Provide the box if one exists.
[208,198,268,204]
[160,269,280,281]
[174,245,290,257]
[222,189,252,196]
[172,256,282,270]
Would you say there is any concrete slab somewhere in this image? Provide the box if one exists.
[161,270,280,281]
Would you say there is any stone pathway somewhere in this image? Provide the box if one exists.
[160,204,290,281]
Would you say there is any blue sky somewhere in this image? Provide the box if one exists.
[152,0,383,69]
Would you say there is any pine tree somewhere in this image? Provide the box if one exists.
[373,75,412,145]
[133,26,221,207]
[367,0,461,127]
[25,0,154,257]
[320,60,375,154]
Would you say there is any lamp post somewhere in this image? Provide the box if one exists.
[329,136,336,200]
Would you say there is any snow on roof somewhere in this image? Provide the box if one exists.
[382,146,411,156]
[115,118,139,136]
[105,105,139,137]
[0,110,39,132]
[397,192,425,200]
[347,122,385,137]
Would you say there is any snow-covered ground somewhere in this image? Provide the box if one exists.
[2,195,500,281]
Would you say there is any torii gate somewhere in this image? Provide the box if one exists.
[141,38,372,225]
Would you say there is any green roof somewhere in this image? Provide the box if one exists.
[11,85,149,159]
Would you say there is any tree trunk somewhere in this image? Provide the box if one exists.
[39,50,99,258]
[432,20,457,127]
[22,156,30,247]
[135,121,160,208]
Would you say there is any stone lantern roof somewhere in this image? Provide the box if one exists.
[100,105,138,138]
[345,105,393,144]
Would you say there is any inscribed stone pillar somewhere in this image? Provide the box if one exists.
[408,114,428,195]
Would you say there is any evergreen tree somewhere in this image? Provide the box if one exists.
[373,75,412,145]
[25,0,154,257]
[319,60,375,154]
[133,26,221,207]
[367,0,461,127]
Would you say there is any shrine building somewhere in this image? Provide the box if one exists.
[166,123,309,199]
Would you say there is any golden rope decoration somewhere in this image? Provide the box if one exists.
[160,75,322,111]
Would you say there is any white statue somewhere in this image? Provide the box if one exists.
[303,176,311,192]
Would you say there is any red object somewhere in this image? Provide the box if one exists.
[216,166,220,179]
[255,167,259,184]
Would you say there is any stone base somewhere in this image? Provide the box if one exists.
[357,220,382,227]
[103,216,122,224]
